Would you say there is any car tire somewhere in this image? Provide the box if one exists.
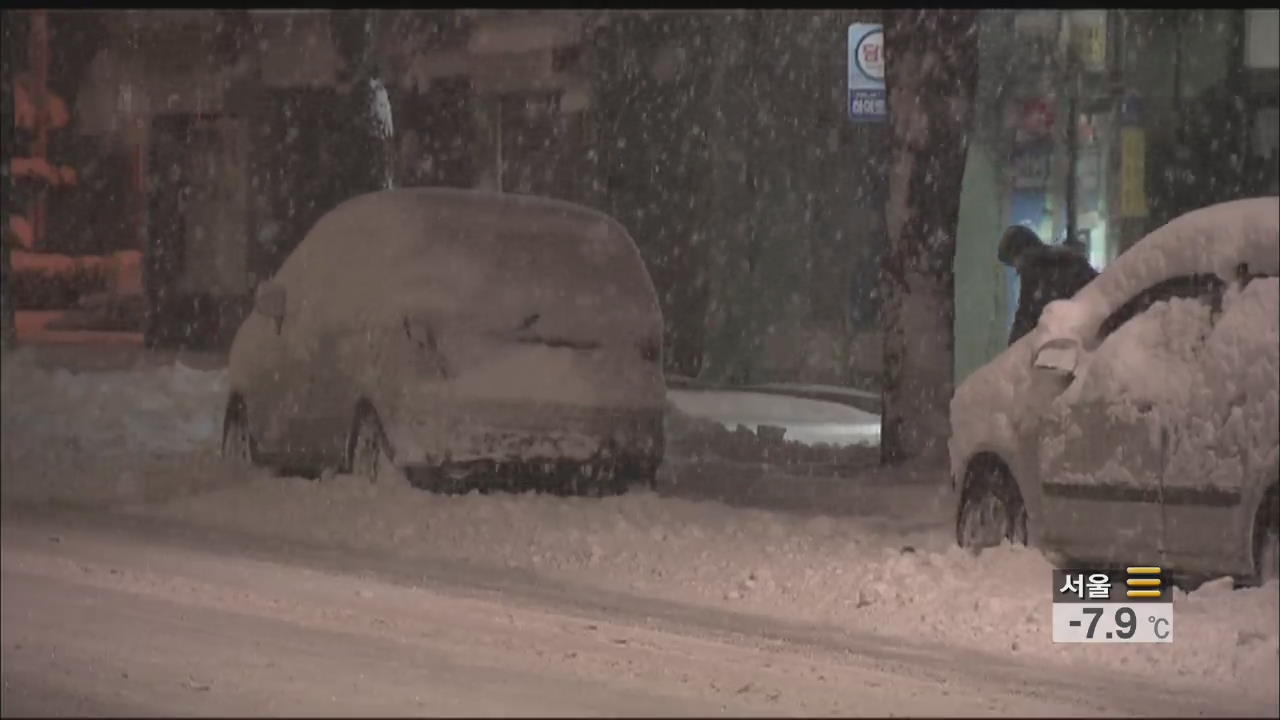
[1248,487,1279,586]
[221,397,258,468]
[956,462,1027,552]
[348,406,403,486]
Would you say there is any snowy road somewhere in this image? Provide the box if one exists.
[2,517,734,717]
[3,349,1278,716]
[4,508,1273,718]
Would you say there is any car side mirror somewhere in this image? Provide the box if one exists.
[255,281,286,331]
[1032,337,1080,378]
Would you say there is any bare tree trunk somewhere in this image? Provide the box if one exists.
[879,10,979,465]
[332,9,396,195]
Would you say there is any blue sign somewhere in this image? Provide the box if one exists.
[848,23,886,123]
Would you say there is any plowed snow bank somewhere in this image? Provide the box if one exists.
[2,350,1276,704]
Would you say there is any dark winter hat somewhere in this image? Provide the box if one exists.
[998,225,1045,266]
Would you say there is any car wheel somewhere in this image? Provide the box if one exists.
[221,397,257,468]
[956,464,1027,551]
[348,406,402,486]
[1250,489,1279,586]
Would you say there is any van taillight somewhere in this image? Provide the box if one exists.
[638,337,661,363]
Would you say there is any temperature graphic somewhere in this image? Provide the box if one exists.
[1052,568,1174,643]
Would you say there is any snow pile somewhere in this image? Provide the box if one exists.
[1045,274,1279,493]
[147,472,1279,699]
[668,389,880,447]
[3,351,1276,703]
[1200,278,1280,479]
[1061,296,1212,410]
[1038,297,1095,342]
[2,348,227,457]
[1,348,236,506]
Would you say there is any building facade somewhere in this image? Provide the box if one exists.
[47,9,888,382]
[9,9,1276,385]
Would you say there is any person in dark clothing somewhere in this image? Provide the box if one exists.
[998,225,1099,346]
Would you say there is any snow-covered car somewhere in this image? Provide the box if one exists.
[222,188,666,495]
[949,197,1280,585]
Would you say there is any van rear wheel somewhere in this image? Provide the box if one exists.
[348,406,404,486]
[221,397,257,468]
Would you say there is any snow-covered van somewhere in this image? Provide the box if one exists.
[223,188,666,495]
[950,197,1280,585]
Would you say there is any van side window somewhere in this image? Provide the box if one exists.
[1097,273,1225,341]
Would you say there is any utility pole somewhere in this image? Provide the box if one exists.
[332,9,396,197]
[1064,20,1079,248]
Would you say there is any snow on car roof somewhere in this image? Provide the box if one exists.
[273,187,661,337]
[1074,197,1279,326]
[284,187,642,271]
[315,186,631,248]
